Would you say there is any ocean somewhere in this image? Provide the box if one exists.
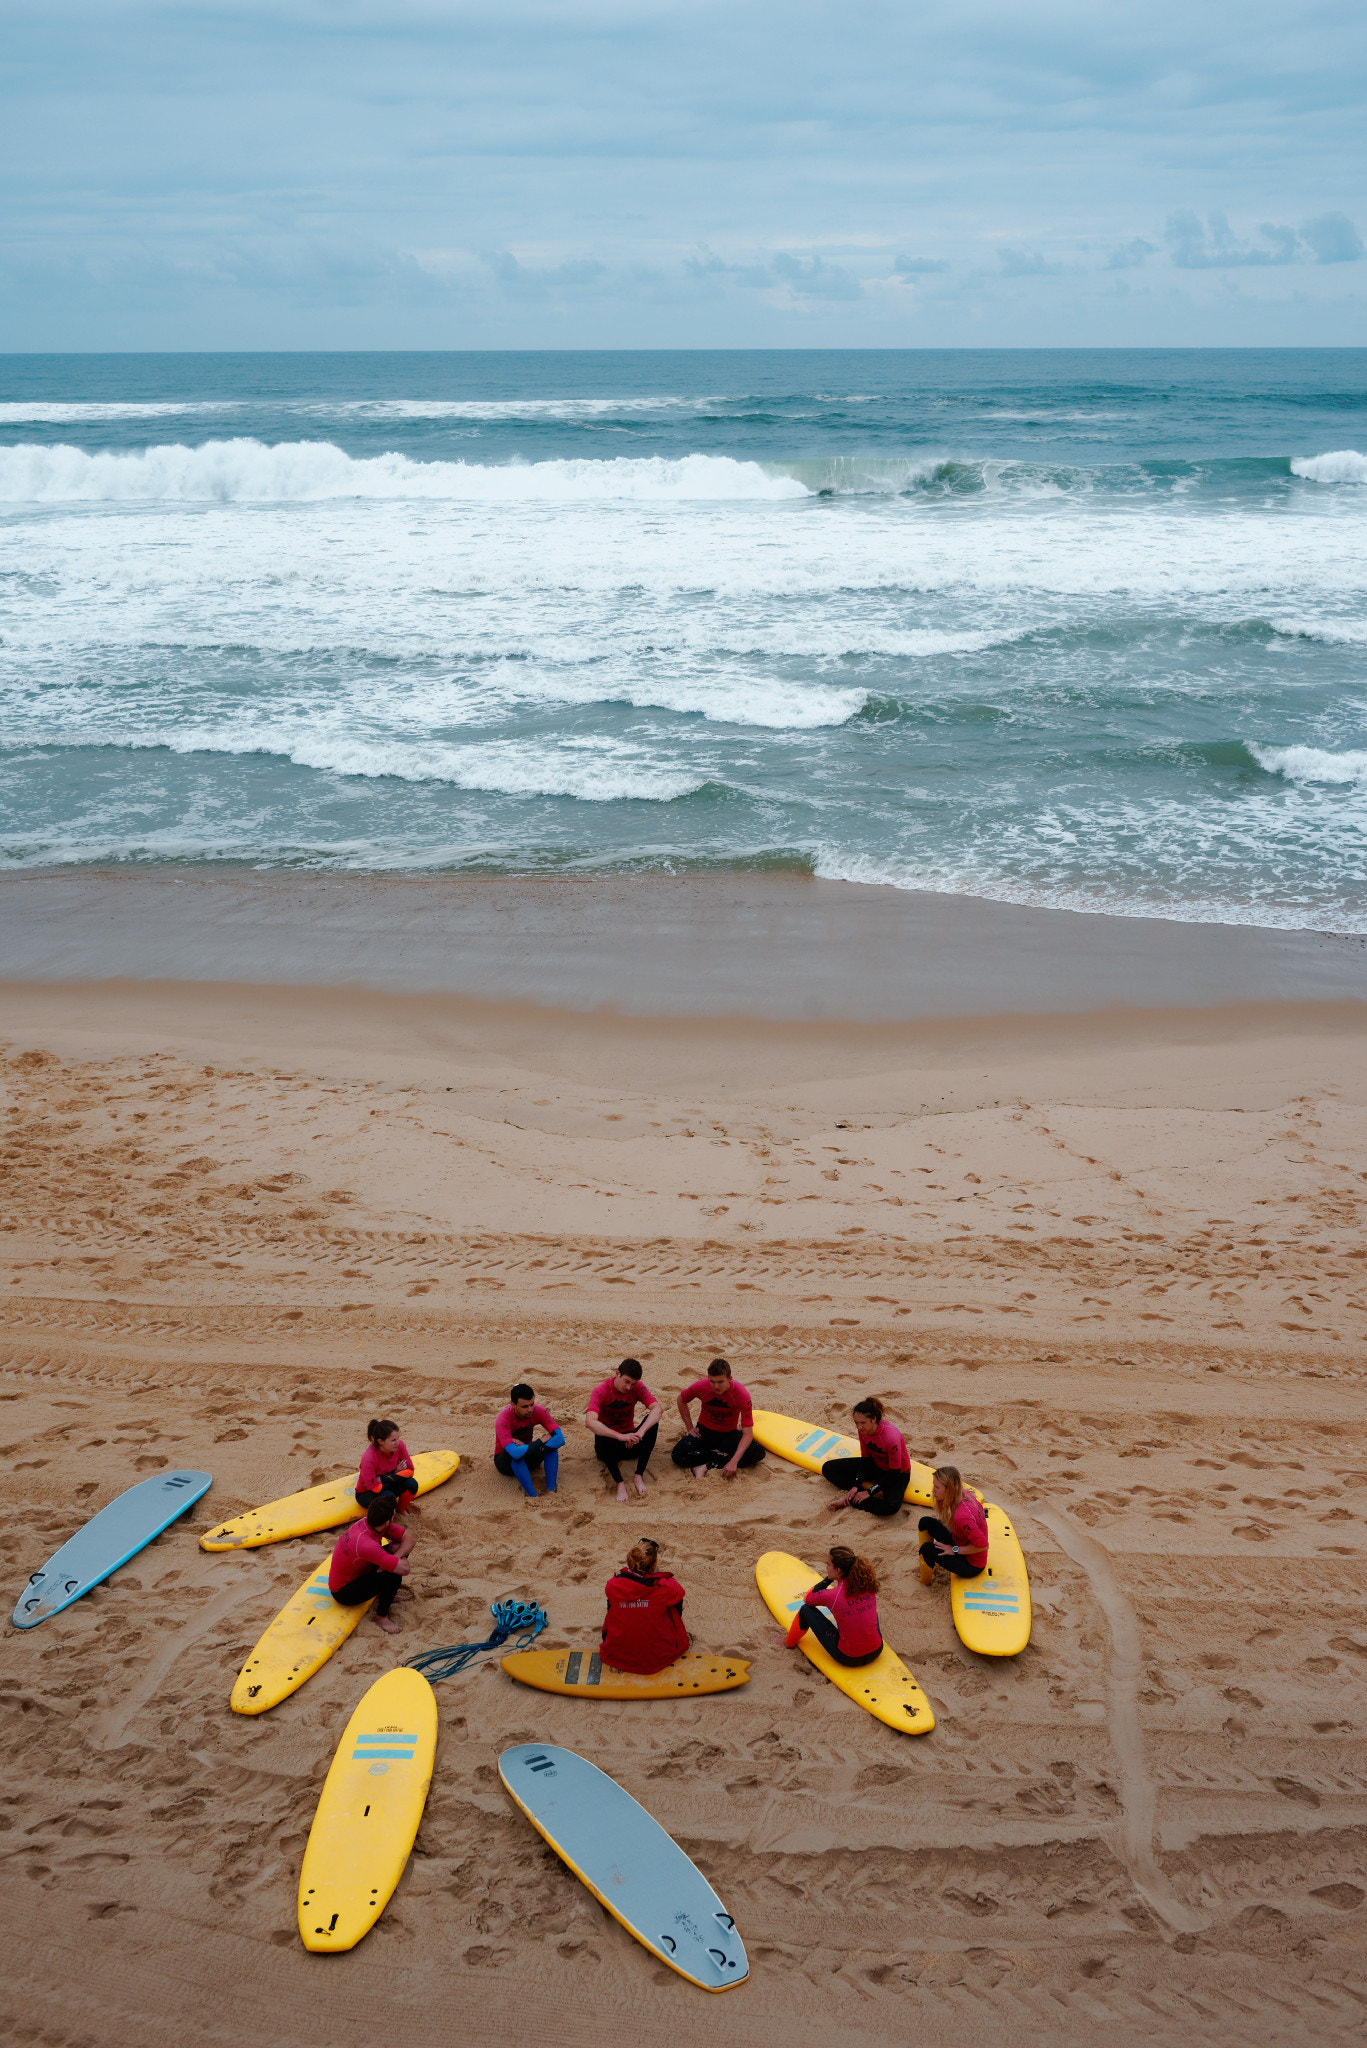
[2,349,1365,932]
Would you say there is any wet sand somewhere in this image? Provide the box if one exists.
[3,866,1366,1016]
[2,898,1366,2046]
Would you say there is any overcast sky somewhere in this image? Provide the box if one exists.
[3,0,1365,349]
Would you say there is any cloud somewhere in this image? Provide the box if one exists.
[996,245,1054,276]
[685,247,863,302]
[1300,210,1365,263]
[894,255,950,274]
[1107,236,1155,268]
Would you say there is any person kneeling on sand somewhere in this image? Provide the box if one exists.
[784,1544,883,1667]
[918,1465,989,1584]
[585,1359,662,1504]
[672,1357,766,1480]
[328,1496,414,1636]
[493,1383,564,1499]
[600,1537,689,1675]
[822,1397,913,1517]
[355,1417,420,1515]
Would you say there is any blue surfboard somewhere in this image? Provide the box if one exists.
[499,1743,747,1992]
[13,1470,212,1629]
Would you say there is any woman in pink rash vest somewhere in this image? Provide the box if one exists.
[917,1465,989,1584]
[783,1545,884,1668]
[821,1396,913,1518]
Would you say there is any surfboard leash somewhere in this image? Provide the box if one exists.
[405,1597,549,1681]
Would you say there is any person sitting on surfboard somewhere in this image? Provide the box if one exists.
[494,1384,565,1499]
[820,1397,913,1517]
[917,1465,989,1583]
[784,1545,883,1667]
[599,1537,689,1674]
[356,1419,420,1515]
[328,1497,415,1636]
[671,1357,766,1480]
[585,1360,662,1504]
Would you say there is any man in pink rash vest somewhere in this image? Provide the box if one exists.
[584,1359,662,1503]
[493,1382,563,1499]
[672,1357,766,1478]
[328,1497,415,1635]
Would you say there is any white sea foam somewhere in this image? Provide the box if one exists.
[0,402,239,423]
[0,439,808,505]
[143,726,706,802]
[1250,743,1367,785]
[321,396,707,420]
[1290,450,1367,484]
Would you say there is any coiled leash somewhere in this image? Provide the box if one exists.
[405,1597,548,1681]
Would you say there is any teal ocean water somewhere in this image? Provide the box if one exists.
[2,349,1365,930]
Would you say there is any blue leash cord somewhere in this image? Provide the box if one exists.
[405,1597,548,1680]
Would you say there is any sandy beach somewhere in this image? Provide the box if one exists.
[2,879,1366,2046]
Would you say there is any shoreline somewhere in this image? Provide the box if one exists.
[2,867,1365,1020]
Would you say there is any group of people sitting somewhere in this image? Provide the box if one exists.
[321,1362,991,1664]
[493,1356,766,1506]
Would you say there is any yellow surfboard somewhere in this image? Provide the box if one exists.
[298,1668,437,1951]
[501,1648,751,1699]
[950,1503,1031,1658]
[201,1449,459,1551]
[231,1560,372,1714]
[751,1410,936,1506]
[755,1552,934,1735]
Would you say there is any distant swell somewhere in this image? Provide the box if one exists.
[1291,449,1367,484]
[0,439,810,505]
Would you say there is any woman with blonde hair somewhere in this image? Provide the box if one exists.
[599,1537,690,1674]
[917,1465,989,1584]
[783,1545,883,1667]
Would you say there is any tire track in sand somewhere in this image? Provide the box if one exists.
[1030,1502,1211,1936]
[94,1562,269,1749]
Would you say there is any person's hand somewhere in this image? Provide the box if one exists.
[394,1558,412,1575]
[722,1462,739,1479]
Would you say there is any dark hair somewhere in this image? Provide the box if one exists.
[707,1358,732,1378]
[365,1497,394,1528]
[853,1397,884,1424]
[626,1537,660,1574]
[934,1465,964,1518]
[367,1418,399,1444]
[510,1383,535,1404]
[828,1544,879,1597]
[616,1359,643,1381]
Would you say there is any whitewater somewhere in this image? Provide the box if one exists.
[2,348,1366,930]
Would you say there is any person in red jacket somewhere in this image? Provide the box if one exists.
[355,1418,419,1515]
[917,1465,989,1584]
[328,1497,415,1635]
[599,1538,689,1674]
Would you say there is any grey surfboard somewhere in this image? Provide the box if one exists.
[13,1470,212,1629]
[499,1743,748,1992]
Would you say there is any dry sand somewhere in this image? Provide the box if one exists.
[2,975,1365,2046]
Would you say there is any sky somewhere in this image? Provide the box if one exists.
[2,0,1366,349]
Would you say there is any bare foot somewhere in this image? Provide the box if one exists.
[393,1587,414,1602]
[632,1473,647,1497]
[615,1481,630,1504]
[375,1614,402,1634]
[692,1465,708,1480]
[826,1496,850,1513]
